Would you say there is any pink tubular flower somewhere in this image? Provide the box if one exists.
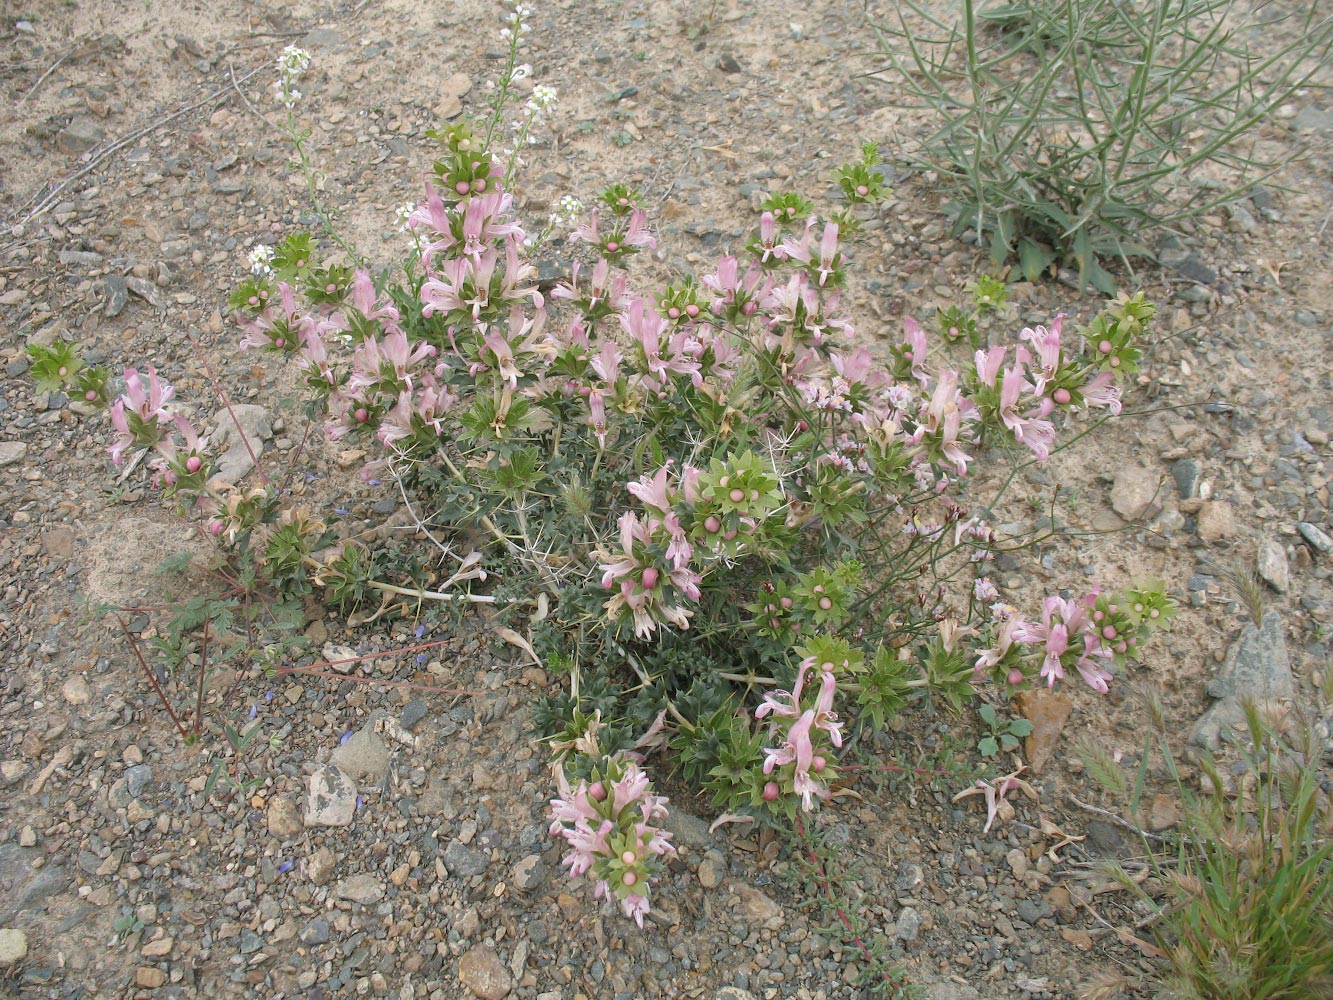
[548,754,674,928]
[756,665,843,811]
[1079,371,1122,415]
[108,366,175,464]
[1011,594,1113,692]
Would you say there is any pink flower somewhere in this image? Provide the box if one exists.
[757,667,842,811]
[1079,371,1122,415]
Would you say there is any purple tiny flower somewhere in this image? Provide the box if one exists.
[416,653,427,665]
[278,859,294,874]
[415,624,426,639]
[249,703,258,720]
[264,690,275,703]
[355,795,364,811]
[339,731,353,745]
[334,506,350,516]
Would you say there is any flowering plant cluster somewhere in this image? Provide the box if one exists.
[68,5,1180,926]
[548,750,675,927]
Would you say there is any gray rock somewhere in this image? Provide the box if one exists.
[1191,612,1294,749]
[305,764,358,827]
[1171,458,1201,499]
[400,699,428,731]
[0,442,28,467]
[715,990,758,1000]
[0,845,66,922]
[894,905,922,941]
[332,874,385,905]
[1111,464,1162,521]
[300,917,330,945]
[443,840,488,878]
[124,764,154,798]
[894,861,925,891]
[1257,538,1290,593]
[510,854,544,891]
[660,808,712,850]
[1292,106,1333,132]
[0,927,27,965]
[211,403,272,484]
[1298,522,1333,556]
[56,118,104,155]
[331,727,390,783]
[125,276,162,309]
[58,250,103,267]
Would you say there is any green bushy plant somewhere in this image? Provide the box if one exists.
[869,0,1333,293]
[72,7,1180,927]
[1080,698,1333,999]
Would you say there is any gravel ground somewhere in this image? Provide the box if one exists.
[1,2,1331,998]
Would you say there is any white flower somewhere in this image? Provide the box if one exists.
[247,244,275,277]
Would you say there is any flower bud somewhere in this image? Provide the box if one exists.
[762,782,780,802]
[589,781,606,801]
[186,456,203,473]
[640,568,659,590]
[1053,387,1071,405]
[1008,668,1024,686]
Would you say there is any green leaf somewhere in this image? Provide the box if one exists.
[1017,238,1055,282]
[978,736,999,757]
[977,703,998,726]
[1009,718,1034,738]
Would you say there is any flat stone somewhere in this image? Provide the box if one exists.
[332,874,385,905]
[41,527,76,558]
[300,917,330,945]
[331,727,390,783]
[134,967,166,988]
[56,117,105,155]
[58,250,103,267]
[697,850,725,889]
[1196,501,1235,542]
[266,796,304,838]
[1191,612,1294,749]
[661,808,712,851]
[62,674,91,705]
[730,884,782,930]
[1110,464,1162,521]
[400,699,429,730]
[0,927,27,964]
[305,845,336,885]
[125,764,154,798]
[510,854,544,891]
[894,905,922,941]
[140,935,173,958]
[1015,689,1071,774]
[305,764,357,827]
[1147,793,1182,831]
[1171,458,1202,499]
[104,275,129,317]
[211,403,272,484]
[443,840,488,878]
[1257,538,1290,593]
[1298,522,1333,556]
[433,73,473,120]
[458,944,512,1000]
[0,442,27,467]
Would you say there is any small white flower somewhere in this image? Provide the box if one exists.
[247,244,275,277]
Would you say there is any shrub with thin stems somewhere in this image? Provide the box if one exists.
[867,0,1333,293]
